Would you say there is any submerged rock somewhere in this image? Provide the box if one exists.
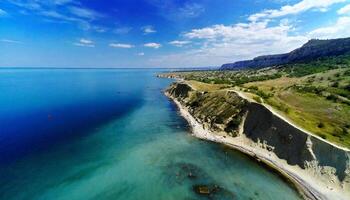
[162,162,208,186]
[193,185,210,195]
[192,184,235,200]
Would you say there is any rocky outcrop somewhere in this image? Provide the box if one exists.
[167,83,248,136]
[221,37,350,70]
[166,82,350,194]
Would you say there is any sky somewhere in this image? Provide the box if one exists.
[0,0,350,68]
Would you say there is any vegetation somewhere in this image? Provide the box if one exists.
[281,55,350,77]
[160,54,350,148]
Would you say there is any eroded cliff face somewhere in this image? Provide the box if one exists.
[166,82,350,188]
[244,103,350,183]
[166,83,248,136]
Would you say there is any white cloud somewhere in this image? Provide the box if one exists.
[0,8,7,16]
[169,40,191,47]
[39,10,77,21]
[147,1,204,21]
[137,52,145,56]
[184,21,304,43]
[178,3,205,18]
[338,4,350,15]
[53,0,74,5]
[144,42,162,49]
[79,38,93,44]
[6,1,103,32]
[249,0,346,21]
[68,6,102,20]
[0,39,22,44]
[74,38,95,47]
[142,25,156,34]
[92,26,107,33]
[150,20,307,67]
[308,16,350,39]
[109,43,134,48]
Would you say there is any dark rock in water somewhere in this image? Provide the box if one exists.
[163,162,236,199]
[193,185,211,195]
[192,184,235,200]
[162,162,208,186]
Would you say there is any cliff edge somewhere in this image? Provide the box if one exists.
[166,81,350,200]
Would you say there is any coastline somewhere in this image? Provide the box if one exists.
[165,86,348,200]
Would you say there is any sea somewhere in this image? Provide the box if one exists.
[0,68,301,200]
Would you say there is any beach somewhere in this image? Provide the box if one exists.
[165,86,350,200]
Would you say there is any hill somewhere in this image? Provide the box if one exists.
[221,37,350,70]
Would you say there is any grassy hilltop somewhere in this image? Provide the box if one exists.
[161,54,350,149]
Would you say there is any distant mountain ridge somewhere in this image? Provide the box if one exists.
[220,37,350,70]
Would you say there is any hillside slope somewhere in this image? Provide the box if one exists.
[221,37,350,70]
[166,81,350,200]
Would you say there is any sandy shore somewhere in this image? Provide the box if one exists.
[165,91,349,200]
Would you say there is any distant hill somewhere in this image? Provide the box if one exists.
[220,37,350,70]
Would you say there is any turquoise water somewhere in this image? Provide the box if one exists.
[0,69,301,200]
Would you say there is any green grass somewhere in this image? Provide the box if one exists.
[159,55,350,148]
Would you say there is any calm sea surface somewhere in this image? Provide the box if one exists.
[0,68,301,200]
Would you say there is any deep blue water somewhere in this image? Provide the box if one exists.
[0,69,147,162]
[0,69,301,200]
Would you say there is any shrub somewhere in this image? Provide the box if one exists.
[326,94,338,102]
[331,82,339,88]
[318,122,325,128]
[248,85,258,91]
[344,70,350,76]
[344,84,350,92]
[342,127,348,135]
[256,90,273,99]
[293,85,325,95]
[253,96,262,103]
[319,134,327,139]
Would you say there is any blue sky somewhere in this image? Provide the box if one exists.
[0,0,350,68]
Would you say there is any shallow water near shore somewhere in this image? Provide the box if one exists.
[0,68,301,200]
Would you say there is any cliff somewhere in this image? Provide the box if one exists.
[166,81,350,200]
[221,37,350,70]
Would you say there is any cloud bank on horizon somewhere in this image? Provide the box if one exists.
[0,0,350,68]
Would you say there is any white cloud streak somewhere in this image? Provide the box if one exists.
[169,40,191,47]
[74,38,95,47]
[177,3,205,18]
[6,0,103,31]
[249,0,346,21]
[147,1,205,21]
[0,8,7,16]
[109,43,134,48]
[144,42,162,49]
[0,39,22,44]
[142,25,156,34]
[67,6,102,20]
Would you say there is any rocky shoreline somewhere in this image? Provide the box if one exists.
[164,81,350,200]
